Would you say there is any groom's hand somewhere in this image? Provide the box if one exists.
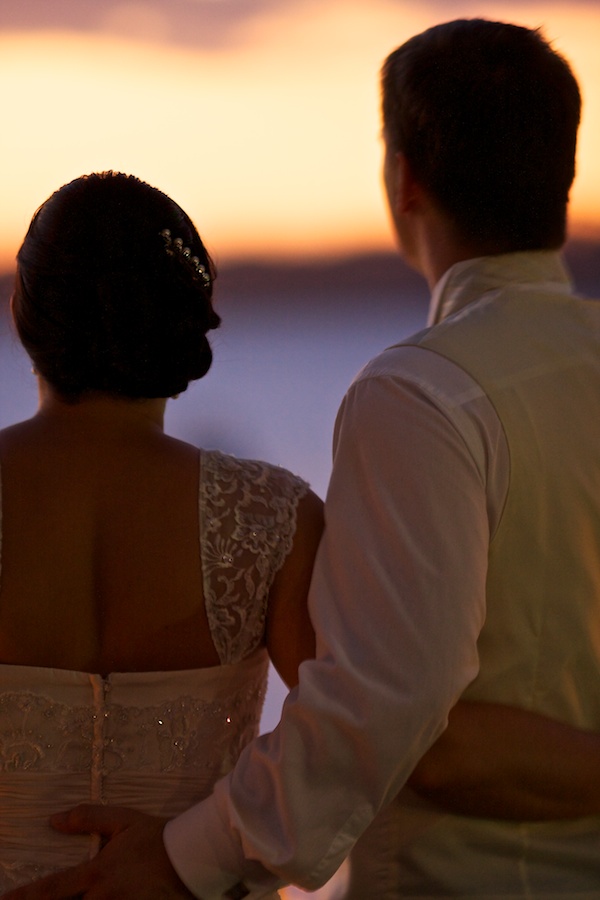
[1,805,197,899]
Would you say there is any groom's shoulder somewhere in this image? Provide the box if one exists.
[352,325,436,385]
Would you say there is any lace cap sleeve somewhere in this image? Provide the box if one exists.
[200,450,309,665]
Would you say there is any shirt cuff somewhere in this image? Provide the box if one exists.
[163,789,282,900]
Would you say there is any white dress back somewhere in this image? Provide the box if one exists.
[0,449,307,891]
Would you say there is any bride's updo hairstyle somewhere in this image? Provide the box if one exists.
[13,171,220,399]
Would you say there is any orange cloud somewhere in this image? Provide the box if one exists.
[0,0,598,273]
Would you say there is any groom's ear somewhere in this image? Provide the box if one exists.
[394,152,426,214]
[384,148,426,224]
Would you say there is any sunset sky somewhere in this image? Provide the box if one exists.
[1,0,599,271]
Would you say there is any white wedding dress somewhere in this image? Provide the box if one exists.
[0,449,308,893]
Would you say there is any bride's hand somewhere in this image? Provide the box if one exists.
[1,805,197,899]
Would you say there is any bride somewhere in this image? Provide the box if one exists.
[0,171,323,894]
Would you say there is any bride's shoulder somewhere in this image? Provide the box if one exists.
[0,419,45,466]
[200,448,309,501]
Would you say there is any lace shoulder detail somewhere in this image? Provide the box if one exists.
[200,450,309,664]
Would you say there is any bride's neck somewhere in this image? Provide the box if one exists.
[34,379,168,435]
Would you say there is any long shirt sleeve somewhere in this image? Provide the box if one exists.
[164,344,508,899]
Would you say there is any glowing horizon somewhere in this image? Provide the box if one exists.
[1,0,599,273]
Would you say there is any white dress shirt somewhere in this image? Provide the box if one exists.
[163,251,523,899]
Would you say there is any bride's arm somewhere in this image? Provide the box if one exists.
[408,700,600,820]
[265,489,323,687]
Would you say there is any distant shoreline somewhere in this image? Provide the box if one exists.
[1,240,599,307]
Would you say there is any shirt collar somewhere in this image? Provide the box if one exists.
[427,250,573,327]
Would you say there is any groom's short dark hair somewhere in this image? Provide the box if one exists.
[381,19,581,251]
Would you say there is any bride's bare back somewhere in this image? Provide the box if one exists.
[0,394,321,682]
[0,395,206,672]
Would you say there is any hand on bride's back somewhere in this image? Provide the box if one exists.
[1,805,196,900]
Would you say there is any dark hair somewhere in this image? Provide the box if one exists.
[13,171,221,400]
[381,19,581,251]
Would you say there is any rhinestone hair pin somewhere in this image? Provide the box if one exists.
[160,228,211,288]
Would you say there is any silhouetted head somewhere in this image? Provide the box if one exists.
[381,19,581,252]
[13,171,221,400]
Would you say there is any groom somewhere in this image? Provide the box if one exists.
[7,17,597,899]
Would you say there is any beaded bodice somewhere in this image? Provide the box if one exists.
[0,449,308,890]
